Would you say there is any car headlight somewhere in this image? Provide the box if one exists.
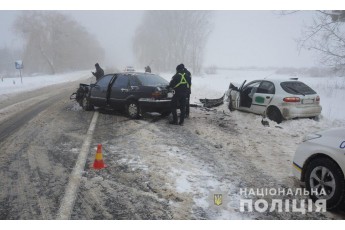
[302,133,322,142]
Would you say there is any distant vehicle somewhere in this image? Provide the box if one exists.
[293,128,345,210]
[225,79,322,123]
[75,72,172,118]
[124,66,135,72]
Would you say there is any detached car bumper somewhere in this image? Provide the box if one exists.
[138,98,171,113]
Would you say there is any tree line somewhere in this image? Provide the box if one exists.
[3,11,105,75]
[133,11,214,74]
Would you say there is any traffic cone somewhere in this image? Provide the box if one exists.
[92,144,107,169]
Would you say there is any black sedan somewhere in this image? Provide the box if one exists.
[76,72,172,118]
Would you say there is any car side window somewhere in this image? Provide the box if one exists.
[257,81,275,94]
[244,81,261,98]
[129,76,141,87]
[96,75,113,88]
[113,75,129,88]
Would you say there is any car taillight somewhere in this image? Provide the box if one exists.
[316,96,320,102]
[283,97,301,102]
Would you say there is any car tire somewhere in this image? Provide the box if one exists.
[267,106,283,124]
[127,100,140,119]
[305,157,345,210]
[81,96,94,111]
[309,116,320,121]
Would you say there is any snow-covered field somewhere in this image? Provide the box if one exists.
[162,69,345,123]
[0,70,92,102]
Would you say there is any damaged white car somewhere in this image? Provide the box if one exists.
[225,79,322,123]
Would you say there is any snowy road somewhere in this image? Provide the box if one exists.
[0,73,344,219]
[0,79,94,219]
[70,105,344,220]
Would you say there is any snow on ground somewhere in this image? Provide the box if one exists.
[161,69,345,123]
[1,69,344,219]
[0,70,92,102]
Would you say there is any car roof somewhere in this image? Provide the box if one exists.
[250,78,303,85]
[118,72,156,76]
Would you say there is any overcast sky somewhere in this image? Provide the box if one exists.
[0,10,318,69]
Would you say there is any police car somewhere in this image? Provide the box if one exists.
[293,128,345,210]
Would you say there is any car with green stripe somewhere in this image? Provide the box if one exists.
[225,78,322,123]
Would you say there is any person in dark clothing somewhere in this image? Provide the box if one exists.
[168,64,190,126]
[92,63,104,81]
[145,66,151,73]
[184,67,192,118]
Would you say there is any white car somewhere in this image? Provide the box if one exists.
[293,128,345,210]
[225,79,322,123]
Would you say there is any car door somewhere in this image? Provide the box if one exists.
[89,74,114,107]
[238,81,261,110]
[109,74,130,108]
[229,80,246,110]
[250,81,275,115]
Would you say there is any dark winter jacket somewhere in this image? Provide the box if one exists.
[92,64,104,81]
[145,66,151,73]
[184,68,192,94]
[169,68,190,95]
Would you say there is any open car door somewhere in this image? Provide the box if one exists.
[250,81,275,115]
[228,80,246,110]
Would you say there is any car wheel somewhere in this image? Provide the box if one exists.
[309,116,320,121]
[81,96,94,111]
[127,101,140,119]
[305,157,345,210]
[267,107,283,124]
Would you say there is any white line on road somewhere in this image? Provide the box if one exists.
[56,111,99,220]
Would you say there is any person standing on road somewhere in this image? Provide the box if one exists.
[145,66,151,73]
[184,66,192,118]
[92,63,104,81]
[168,64,190,126]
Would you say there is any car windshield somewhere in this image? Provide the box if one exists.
[280,81,316,95]
[136,74,168,86]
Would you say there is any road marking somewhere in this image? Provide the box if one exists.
[56,111,99,219]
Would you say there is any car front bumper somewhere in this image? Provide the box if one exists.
[138,98,171,113]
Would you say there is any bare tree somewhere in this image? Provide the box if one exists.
[133,11,214,74]
[13,11,104,75]
[297,10,345,71]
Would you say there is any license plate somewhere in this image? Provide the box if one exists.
[167,92,173,98]
[303,99,314,104]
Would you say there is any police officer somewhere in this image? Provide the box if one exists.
[168,64,190,126]
[92,63,104,81]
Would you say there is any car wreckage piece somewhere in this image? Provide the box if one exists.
[199,94,225,108]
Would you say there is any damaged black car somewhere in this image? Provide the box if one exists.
[71,72,173,118]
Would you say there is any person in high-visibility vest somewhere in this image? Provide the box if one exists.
[168,64,190,125]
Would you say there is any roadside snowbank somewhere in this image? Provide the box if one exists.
[0,70,91,102]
